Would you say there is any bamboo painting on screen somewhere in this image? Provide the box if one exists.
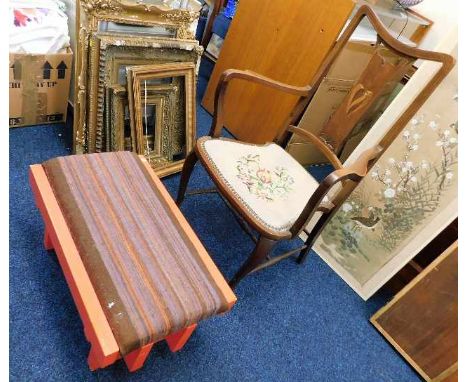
[314,39,458,300]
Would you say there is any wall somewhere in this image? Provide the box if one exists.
[412,0,458,51]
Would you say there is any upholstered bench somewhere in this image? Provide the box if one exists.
[29,152,236,372]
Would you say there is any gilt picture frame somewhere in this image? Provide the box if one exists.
[137,94,166,158]
[107,83,177,153]
[86,33,202,152]
[127,62,196,177]
[74,0,201,153]
[107,85,129,152]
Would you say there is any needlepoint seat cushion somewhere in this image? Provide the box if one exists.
[42,151,231,356]
[196,137,322,234]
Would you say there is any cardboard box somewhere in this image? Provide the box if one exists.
[9,49,73,128]
[287,41,401,165]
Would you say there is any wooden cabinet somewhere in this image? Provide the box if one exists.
[371,241,458,381]
[201,0,354,144]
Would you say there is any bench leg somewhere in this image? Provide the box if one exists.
[124,343,154,372]
[44,227,53,251]
[165,324,197,352]
[87,343,121,371]
[87,346,101,371]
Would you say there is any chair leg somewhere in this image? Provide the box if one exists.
[166,323,197,352]
[176,151,199,206]
[297,213,331,264]
[44,227,53,251]
[296,233,315,265]
[229,236,276,288]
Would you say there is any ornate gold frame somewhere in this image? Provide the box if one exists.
[80,1,199,31]
[74,0,200,153]
[86,33,202,152]
[107,85,128,151]
[137,94,165,157]
[107,83,177,154]
[127,62,196,177]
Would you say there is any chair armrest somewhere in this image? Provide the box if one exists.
[337,145,383,179]
[209,69,312,137]
[220,69,312,96]
[289,145,382,236]
[319,145,383,190]
[287,126,343,170]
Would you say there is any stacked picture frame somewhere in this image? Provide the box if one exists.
[74,0,203,176]
[127,62,196,176]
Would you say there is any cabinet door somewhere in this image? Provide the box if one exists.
[201,0,354,144]
[371,242,458,381]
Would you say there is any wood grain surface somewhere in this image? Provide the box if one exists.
[372,242,458,381]
[201,0,354,144]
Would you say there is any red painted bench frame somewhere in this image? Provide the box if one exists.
[29,157,237,372]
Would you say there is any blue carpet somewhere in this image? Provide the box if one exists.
[9,83,421,381]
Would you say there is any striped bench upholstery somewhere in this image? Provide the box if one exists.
[43,152,232,356]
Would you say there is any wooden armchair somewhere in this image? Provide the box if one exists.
[176,5,434,288]
[176,5,454,288]
[177,64,381,287]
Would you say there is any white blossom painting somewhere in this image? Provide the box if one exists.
[313,44,458,299]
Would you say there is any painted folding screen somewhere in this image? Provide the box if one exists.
[314,41,458,300]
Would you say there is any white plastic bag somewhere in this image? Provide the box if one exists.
[10,0,70,54]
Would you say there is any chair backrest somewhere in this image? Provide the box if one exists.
[318,49,413,154]
[275,5,455,152]
[284,3,456,236]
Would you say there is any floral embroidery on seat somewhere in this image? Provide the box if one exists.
[236,154,294,201]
